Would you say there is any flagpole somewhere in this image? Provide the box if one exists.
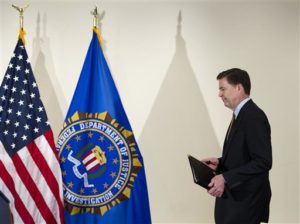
[90,6,103,47]
[12,4,29,45]
[91,6,99,28]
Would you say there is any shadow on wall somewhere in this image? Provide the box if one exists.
[139,12,220,223]
[97,10,107,54]
[31,12,65,140]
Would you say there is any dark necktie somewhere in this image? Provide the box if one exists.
[226,113,236,140]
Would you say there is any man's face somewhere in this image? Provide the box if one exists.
[218,78,240,110]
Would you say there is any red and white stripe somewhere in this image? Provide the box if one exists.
[0,130,64,224]
[82,150,100,172]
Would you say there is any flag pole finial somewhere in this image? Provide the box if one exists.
[12,4,29,45]
[91,6,99,28]
[90,6,103,48]
[12,4,29,30]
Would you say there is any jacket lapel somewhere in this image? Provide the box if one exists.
[222,100,253,161]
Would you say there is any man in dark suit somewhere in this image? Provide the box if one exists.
[202,68,272,224]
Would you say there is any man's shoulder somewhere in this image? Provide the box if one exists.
[243,100,269,120]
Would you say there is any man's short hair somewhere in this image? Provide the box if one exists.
[217,68,251,95]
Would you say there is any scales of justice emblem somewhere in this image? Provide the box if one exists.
[57,112,142,215]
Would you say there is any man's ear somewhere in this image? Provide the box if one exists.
[237,84,245,93]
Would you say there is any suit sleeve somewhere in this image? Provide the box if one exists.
[222,111,272,189]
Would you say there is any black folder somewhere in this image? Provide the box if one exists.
[188,155,216,189]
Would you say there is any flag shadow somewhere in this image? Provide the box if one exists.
[139,11,219,223]
[31,12,66,140]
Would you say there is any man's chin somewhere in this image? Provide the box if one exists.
[223,102,231,109]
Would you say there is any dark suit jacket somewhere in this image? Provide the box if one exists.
[215,99,272,224]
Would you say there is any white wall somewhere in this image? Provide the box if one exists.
[0,3,2,75]
[298,1,300,219]
[0,0,299,223]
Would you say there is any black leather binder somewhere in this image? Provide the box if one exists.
[188,155,216,189]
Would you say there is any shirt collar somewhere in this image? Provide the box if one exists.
[234,97,251,118]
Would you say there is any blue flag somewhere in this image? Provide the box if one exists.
[56,28,151,224]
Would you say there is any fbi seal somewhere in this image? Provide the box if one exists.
[56,112,142,215]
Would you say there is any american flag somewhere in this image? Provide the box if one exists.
[0,38,64,223]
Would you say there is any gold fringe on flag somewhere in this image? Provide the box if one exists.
[93,27,103,49]
[19,28,26,45]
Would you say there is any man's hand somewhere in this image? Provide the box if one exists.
[201,157,219,170]
[207,174,225,197]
